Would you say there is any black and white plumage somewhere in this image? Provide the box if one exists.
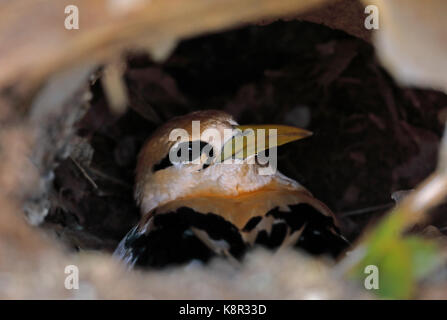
[114,110,349,268]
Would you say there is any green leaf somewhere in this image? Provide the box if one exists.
[348,209,441,299]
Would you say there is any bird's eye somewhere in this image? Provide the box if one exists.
[200,142,214,162]
[175,141,214,163]
[174,141,200,162]
[201,142,215,169]
[153,141,214,172]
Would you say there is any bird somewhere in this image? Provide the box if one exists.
[114,110,349,268]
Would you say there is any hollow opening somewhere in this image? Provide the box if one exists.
[42,20,447,255]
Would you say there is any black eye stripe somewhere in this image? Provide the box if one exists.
[153,154,172,171]
[200,141,214,159]
[174,141,214,160]
[153,141,215,172]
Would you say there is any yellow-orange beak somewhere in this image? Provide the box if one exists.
[219,124,312,162]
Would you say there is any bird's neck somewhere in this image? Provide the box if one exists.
[150,179,318,230]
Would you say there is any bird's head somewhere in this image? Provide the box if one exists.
[135,110,312,215]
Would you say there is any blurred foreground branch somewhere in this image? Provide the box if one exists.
[0,0,327,95]
[346,124,447,299]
